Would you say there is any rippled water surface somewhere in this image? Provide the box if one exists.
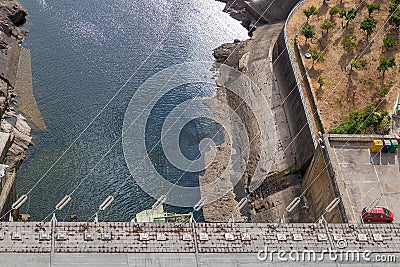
[17,0,247,221]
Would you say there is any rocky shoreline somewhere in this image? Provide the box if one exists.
[0,0,32,217]
[198,0,307,222]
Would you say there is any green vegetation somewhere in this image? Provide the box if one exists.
[366,3,381,17]
[342,34,357,51]
[377,87,390,97]
[317,75,325,88]
[296,0,398,136]
[389,4,398,14]
[301,25,315,42]
[350,59,367,71]
[329,6,341,20]
[330,104,391,134]
[307,46,325,65]
[339,8,346,18]
[362,77,374,86]
[340,8,357,28]
[321,19,336,35]
[383,36,398,50]
[389,5,400,28]
[303,6,318,22]
[360,17,377,40]
[377,56,396,80]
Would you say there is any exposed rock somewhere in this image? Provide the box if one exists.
[8,5,27,26]
[213,41,248,68]
[202,0,304,223]
[1,119,12,133]
[217,0,300,27]
[0,0,27,28]
[0,1,32,213]
[3,110,15,117]
[15,114,30,135]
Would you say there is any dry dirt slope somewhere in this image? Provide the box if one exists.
[288,0,400,133]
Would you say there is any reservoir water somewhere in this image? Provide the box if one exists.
[17,0,247,221]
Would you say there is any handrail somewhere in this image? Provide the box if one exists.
[283,0,318,148]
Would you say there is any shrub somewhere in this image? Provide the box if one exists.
[377,87,390,97]
[351,59,367,71]
[307,46,325,65]
[383,36,398,49]
[342,34,357,51]
[317,75,325,88]
[330,105,391,134]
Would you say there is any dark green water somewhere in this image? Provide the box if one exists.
[17,0,247,221]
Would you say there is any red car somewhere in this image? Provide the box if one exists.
[362,207,394,223]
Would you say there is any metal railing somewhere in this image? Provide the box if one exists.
[283,0,318,148]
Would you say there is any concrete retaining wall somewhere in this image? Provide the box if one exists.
[302,146,346,223]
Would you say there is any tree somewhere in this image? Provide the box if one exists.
[377,56,396,80]
[321,19,336,36]
[303,6,318,22]
[389,8,400,28]
[342,34,357,52]
[317,75,325,88]
[360,17,377,40]
[383,36,398,50]
[389,3,399,15]
[329,6,340,20]
[344,8,358,28]
[366,3,380,17]
[307,46,325,66]
[301,25,315,42]
[338,8,347,27]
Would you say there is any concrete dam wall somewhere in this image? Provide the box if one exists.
[272,30,315,171]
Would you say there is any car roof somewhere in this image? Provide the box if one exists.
[369,207,385,214]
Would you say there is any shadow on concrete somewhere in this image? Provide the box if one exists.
[371,152,397,165]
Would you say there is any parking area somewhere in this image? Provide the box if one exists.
[329,140,400,223]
